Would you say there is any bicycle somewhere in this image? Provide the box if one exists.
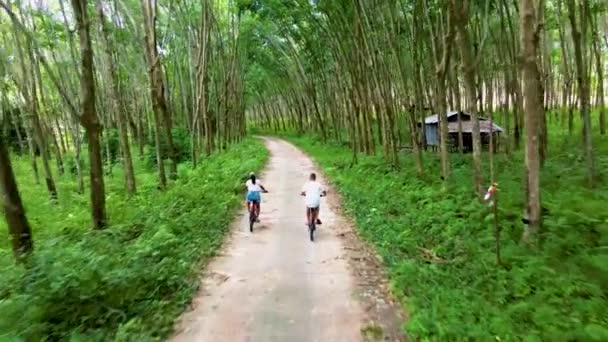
[306,193,325,242]
[248,201,258,232]
[247,190,267,232]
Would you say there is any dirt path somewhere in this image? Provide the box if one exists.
[171,138,405,342]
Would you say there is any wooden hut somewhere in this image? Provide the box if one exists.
[420,111,504,152]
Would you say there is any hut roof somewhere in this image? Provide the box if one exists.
[425,111,462,124]
[448,120,504,133]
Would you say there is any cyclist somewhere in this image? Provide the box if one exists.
[300,173,326,227]
[245,172,267,222]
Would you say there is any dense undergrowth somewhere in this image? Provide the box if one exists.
[0,138,268,341]
[278,128,608,340]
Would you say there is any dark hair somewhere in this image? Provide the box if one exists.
[310,173,316,180]
[250,174,256,184]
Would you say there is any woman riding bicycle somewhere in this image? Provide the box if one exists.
[245,172,267,222]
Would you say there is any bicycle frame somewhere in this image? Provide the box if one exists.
[248,201,260,232]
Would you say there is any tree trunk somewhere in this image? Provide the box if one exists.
[22,113,40,184]
[72,0,107,229]
[5,102,25,153]
[55,117,68,154]
[196,0,212,159]
[97,0,136,195]
[47,122,65,175]
[521,0,543,242]
[0,131,34,262]
[69,116,85,194]
[435,9,455,183]
[452,1,483,194]
[141,0,173,185]
[451,69,465,153]
[592,16,606,135]
[29,61,58,199]
[567,0,595,187]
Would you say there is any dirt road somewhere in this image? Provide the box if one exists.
[171,138,404,342]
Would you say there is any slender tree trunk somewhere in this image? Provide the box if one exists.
[11,117,23,153]
[567,0,595,187]
[48,122,65,175]
[29,75,58,199]
[6,106,25,153]
[22,113,40,184]
[196,0,212,158]
[406,2,424,173]
[141,0,168,188]
[435,10,455,183]
[72,0,107,229]
[452,1,483,194]
[97,0,136,195]
[521,0,543,242]
[55,117,68,154]
[503,73,512,155]
[451,69,465,153]
[592,17,606,135]
[10,16,54,194]
[69,116,85,194]
[500,0,522,150]
[0,131,34,262]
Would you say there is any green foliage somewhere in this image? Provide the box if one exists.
[101,129,121,164]
[170,128,193,163]
[284,132,608,340]
[0,138,268,340]
[145,128,192,169]
[63,152,85,176]
[144,127,193,169]
[1,108,27,154]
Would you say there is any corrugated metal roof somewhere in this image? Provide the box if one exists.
[447,120,504,133]
[424,111,461,124]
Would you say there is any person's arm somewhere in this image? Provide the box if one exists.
[316,183,326,197]
[300,184,306,196]
[260,185,268,192]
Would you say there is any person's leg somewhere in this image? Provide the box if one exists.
[246,192,252,213]
[306,207,312,226]
[316,205,322,225]
[309,207,317,226]
[255,201,261,221]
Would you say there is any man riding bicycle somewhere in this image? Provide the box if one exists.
[300,173,326,227]
[245,172,267,222]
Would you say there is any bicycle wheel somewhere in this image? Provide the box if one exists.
[249,210,255,232]
[309,222,315,241]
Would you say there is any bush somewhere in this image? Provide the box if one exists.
[0,137,268,340]
[63,152,88,176]
[97,128,121,165]
[145,128,192,169]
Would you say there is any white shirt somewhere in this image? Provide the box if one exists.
[302,181,324,208]
[246,179,263,192]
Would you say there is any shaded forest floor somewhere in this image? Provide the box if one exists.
[0,138,268,340]
[261,125,608,340]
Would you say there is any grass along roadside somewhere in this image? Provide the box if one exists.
[284,134,608,340]
[0,138,268,341]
